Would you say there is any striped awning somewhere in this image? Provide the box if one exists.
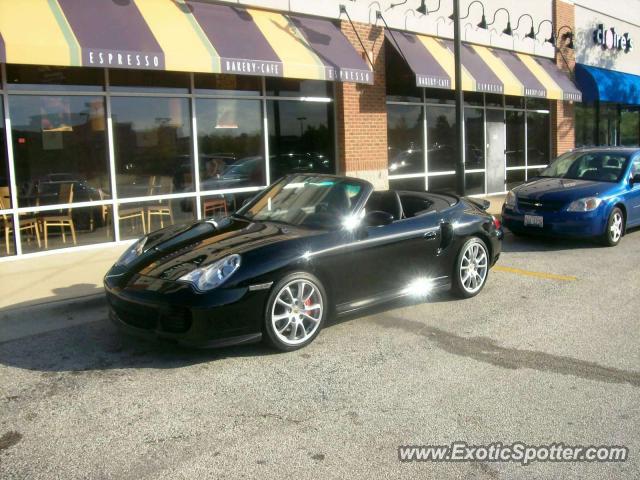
[0,0,373,84]
[387,29,581,101]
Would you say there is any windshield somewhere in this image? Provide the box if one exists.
[238,175,368,229]
[539,151,631,183]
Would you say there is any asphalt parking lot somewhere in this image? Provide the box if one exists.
[1,228,639,479]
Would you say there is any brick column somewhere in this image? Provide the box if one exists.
[551,0,576,157]
[335,20,388,190]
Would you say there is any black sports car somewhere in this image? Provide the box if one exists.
[105,174,502,351]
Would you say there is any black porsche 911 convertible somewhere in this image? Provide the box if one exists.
[105,174,503,351]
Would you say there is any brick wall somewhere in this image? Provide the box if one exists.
[551,0,576,157]
[335,20,388,189]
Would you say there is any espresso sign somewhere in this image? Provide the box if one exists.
[593,24,633,53]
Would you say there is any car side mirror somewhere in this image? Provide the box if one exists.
[631,173,640,185]
[364,210,394,227]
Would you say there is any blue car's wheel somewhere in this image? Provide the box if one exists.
[601,207,624,247]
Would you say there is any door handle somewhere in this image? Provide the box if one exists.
[423,231,437,240]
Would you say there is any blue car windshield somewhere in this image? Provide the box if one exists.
[539,151,631,183]
[238,175,367,229]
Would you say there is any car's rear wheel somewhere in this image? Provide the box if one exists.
[264,272,327,351]
[452,237,489,299]
[601,207,624,247]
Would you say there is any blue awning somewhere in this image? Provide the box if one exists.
[575,64,640,105]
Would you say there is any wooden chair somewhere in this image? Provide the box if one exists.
[147,178,174,230]
[41,183,76,249]
[203,197,228,218]
[119,205,146,235]
[1,194,41,254]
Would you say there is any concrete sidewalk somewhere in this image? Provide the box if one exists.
[0,194,506,312]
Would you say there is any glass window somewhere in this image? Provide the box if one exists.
[598,103,617,146]
[118,198,196,240]
[109,69,189,94]
[20,205,113,253]
[539,151,630,183]
[201,191,257,220]
[267,100,335,181]
[10,95,110,207]
[0,97,10,208]
[465,172,485,195]
[265,78,331,98]
[527,111,550,166]
[526,98,550,111]
[425,89,454,105]
[464,92,484,107]
[385,40,422,103]
[6,64,104,92]
[426,106,455,172]
[505,95,524,109]
[620,108,639,146]
[575,103,596,147]
[464,108,484,170]
[506,169,525,190]
[111,97,192,198]
[1,214,17,257]
[389,176,426,192]
[389,176,425,192]
[485,94,503,107]
[194,74,261,96]
[506,110,525,167]
[197,98,265,192]
[427,174,457,194]
[387,104,424,175]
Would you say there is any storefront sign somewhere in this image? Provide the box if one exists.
[416,75,450,89]
[593,24,633,53]
[86,50,163,69]
[222,59,281,76]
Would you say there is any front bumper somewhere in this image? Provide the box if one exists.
[104,273,269,348]
[501,205,606,238]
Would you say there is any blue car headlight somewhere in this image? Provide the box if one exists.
[115,236,148,266]
[504,190,516,208]
[178,254,241,292]
[566,197,603,212]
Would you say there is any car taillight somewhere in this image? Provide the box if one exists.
[492,215,501,230]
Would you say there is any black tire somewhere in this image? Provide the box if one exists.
[452,237,490,299]
[263,272,328,352]
[600,207,624,247]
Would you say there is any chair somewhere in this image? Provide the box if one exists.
[1,194,41,254]
[147,178,174,230]
[119,205,146,235]
[41,183,77,249]
[203,197,228,218]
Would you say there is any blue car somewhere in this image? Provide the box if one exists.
[502,147,640,246]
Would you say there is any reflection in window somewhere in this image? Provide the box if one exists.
[389,176,425,192]
[387,104,424,175]
[201,191,256,220]
[267,100,335,181]
[466,172,485,195]
[20,205,114,253]
[506,110,525,167]
[10,95,110,207]
[575,103,596,147]
[598,103,617,146]
[464,108,484,170]
[620,108,639,146]
[194,74,261,96]
[111,97,192,198]
[0,214,16,257]
[426,107,455,172]
[506,169,525,190]
[6,64,104,92]
[0,98,10,208]
[118,198,196,240]
[527,111,550,166]
[428,174,457,194]
[109,69,189,94]
[265,78,330,98]
[197,99,265,192]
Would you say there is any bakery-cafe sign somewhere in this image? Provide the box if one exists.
[593,24,633,53]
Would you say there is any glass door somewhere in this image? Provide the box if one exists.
[485,109,505,193]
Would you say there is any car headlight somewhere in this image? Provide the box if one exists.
[566,197,602,212]
[115,236,148,266]
[178,254,241,292]
[504,190,516,208]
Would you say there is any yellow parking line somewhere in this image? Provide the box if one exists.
[493,266,577,282]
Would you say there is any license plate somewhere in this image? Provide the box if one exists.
[524,215,544,228]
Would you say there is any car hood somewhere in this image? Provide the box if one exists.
[515,177,615,202]
[113,216,322,282]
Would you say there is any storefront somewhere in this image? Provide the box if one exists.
[573,3,640,147]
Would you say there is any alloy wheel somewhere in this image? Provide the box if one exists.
[610,211,623,243]
[459,241,488,294]
[271,279,323,346]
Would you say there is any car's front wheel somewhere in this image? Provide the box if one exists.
[601,207,624,247]
[263,272,327,351]
[452,237,489,299]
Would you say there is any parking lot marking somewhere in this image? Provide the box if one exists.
[493,266,577,282]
